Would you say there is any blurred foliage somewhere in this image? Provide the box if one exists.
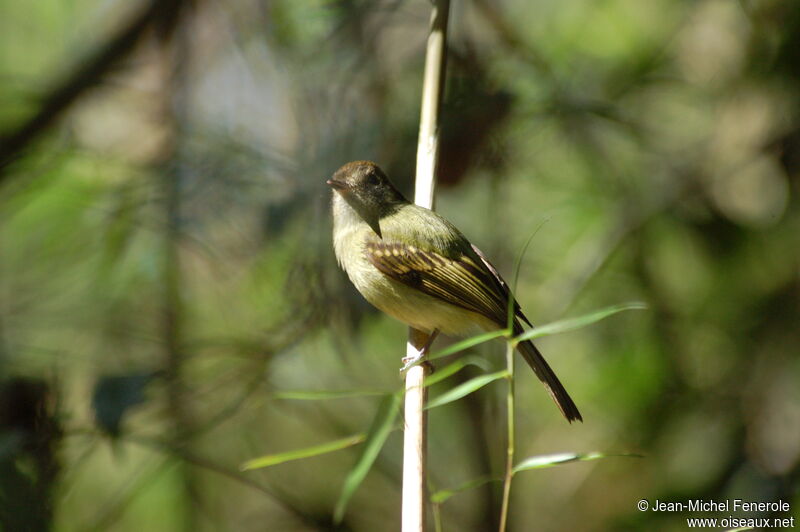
[1,0,799,530]
[92,372,161,437]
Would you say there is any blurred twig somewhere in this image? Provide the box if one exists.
[120,434,326,530]
[472,0,555,80]
[85,457,172,532]
[0,0,191,171]
[157,12,198,531]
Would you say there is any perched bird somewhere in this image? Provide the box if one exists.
[328,161,581,422]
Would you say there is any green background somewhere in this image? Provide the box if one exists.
[0,0,798,530]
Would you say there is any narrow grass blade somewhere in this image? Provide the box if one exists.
[334,393,402,523]
[424,356,493,387]
[431,452,643,504]
[508,220,547,329]
[513,451,643,474]
[273,389,387,400]
[430,475,501,504]
[427,329,509,361]
[241,434,366,471]
[515,302,647,343]
[426,370,508,410]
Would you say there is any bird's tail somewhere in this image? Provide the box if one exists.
[516,335,582,423]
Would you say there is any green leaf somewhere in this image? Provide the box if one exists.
[426,371,508,410]
[427,329,510,361]
[430,475,501,504]
[432,452,644,505]
[513,451,643,473]
[424,356,492,387]
[272,389,388,400]
[240,434,366,471]
[333,393,402,524]
[515,302,648,343]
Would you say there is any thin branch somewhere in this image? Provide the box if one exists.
[498,342,515,532]
[403,2,450,532]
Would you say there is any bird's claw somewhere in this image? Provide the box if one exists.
[400,353,426,373]
[399,329,440,374]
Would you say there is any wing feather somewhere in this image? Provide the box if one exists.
[365,240,510,325]
[364,233,582,422]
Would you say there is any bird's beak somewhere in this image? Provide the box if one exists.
[326,178,347,190]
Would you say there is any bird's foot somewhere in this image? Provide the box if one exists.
[400,352,426,373]
[399,329,439,374]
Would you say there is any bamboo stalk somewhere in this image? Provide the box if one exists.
[413,0,450,210]
[402,330,431,532]
[402,2,450,532]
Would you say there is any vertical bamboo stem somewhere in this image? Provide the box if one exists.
[402,2,450,532]
[403,329,431,532]
[413,0,450,210]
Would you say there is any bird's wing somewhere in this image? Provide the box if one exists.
[367,210,581,422]
[469,243,532,328]
[365,238,515,326]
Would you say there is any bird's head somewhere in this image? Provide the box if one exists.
[327,161,407,236]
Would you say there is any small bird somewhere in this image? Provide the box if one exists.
[328,161,582,422]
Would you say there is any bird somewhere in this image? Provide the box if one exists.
[328,160,582,422]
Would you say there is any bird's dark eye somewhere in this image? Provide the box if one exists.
[365,172,379,186]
